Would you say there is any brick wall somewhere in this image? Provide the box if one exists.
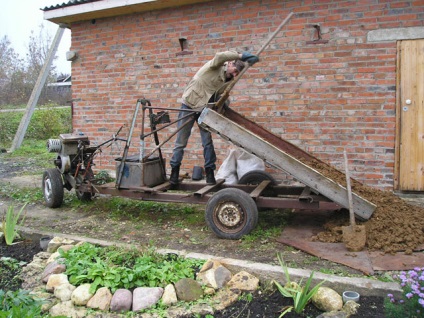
[70,0,424,190]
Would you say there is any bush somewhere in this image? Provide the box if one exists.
[0,105,71,148]
[26,105,72,139]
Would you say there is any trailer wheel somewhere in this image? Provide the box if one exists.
[238,170,277,186]
[205,188,258,239]
[238,170,278,199]
[42,169,64,208]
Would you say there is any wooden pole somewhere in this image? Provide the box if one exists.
[10,25,66,152]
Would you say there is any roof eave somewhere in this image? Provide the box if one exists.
[43,0,212,25]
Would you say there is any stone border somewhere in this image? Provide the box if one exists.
[19,226,402,298]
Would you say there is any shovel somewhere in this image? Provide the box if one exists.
[215,12,294,113]
[342,150,366,252]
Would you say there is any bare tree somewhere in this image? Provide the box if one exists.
[0,36,26,105]
[25,24,58,104]
[0,24,63,106]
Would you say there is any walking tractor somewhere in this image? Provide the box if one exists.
[42,98,376,240]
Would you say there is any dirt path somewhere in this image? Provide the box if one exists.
[0,172,362,276]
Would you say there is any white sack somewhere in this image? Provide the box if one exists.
[216,147,238,184]
[216,146,265,184]
[236,149,265,180]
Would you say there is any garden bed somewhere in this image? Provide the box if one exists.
[1,234,387,317]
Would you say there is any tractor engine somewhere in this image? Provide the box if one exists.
[47,133,90,175]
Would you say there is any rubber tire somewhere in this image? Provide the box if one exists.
[42,169,64,208]
[205,188,258,240]
[238,170,278,186]
[75,170,94,202]
[238,170,278,199]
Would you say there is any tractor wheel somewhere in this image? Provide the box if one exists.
[205,188,258,240]
[76,190,93,201]
[42,169,64,208]
[75,170,94,201]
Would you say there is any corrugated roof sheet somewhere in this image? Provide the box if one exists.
[42,0,101,11]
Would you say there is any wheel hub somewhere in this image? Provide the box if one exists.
[44,178,52,200]
[217,202,242,227]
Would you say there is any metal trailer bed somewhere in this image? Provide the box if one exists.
[42,99,376,239]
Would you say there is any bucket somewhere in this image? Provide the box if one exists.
[192,166,203,180]
[40,236,53,251]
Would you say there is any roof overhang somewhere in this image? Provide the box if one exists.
[43,0,212,25]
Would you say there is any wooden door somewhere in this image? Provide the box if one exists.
[396,39,424,191]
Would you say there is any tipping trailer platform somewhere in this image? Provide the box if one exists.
[42,99,375,240]
[198,107,376,221]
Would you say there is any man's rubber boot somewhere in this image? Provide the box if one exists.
[205,167,216,185]
[170,166,180,185]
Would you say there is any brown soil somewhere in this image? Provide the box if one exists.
[300,156,424,254]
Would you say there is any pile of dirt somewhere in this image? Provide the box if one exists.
[229,109,424,255]
[305,158,424,254]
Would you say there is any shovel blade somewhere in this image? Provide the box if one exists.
[342,225,366,252]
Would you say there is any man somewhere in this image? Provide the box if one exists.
[169,51,259,185]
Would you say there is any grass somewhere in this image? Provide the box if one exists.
[0,105,71,149]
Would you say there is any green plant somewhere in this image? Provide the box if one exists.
[93,170,114,185]
[273,254,325,316]
[0,257,28,289]
[385,267,424,317]
[0,257,26,271]
[1,203,27,245]
[59,242,204,294]
[0,289,44,318]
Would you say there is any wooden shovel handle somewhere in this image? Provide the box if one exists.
[215,12,294,113]
[344,150,356,227]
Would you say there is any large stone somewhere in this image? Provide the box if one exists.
[54,282,76,301]
[212,287,241,311]
[87,286,113,311]
[110,289,132,313]
[49,300,88,318]
[226,271,259,292]
[46,273,69,292]
[21,255,48,290]
[197,260,232,289]
[132,287,164,312]
[46,252,61,264]
[342,300,360,316]
[71,283,94,306]
[198,259,221,273]
[162,284,178,306]
[312,287,343,312]
[47,237,76,253]
[42,261,66,283]
[316,312,348,318]
[175,278,204,302]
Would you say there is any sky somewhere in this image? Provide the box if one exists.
[0,0,72,74]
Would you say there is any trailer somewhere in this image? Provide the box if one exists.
[42,99,376,239]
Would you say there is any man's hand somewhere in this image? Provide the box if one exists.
[241,52,259,65]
